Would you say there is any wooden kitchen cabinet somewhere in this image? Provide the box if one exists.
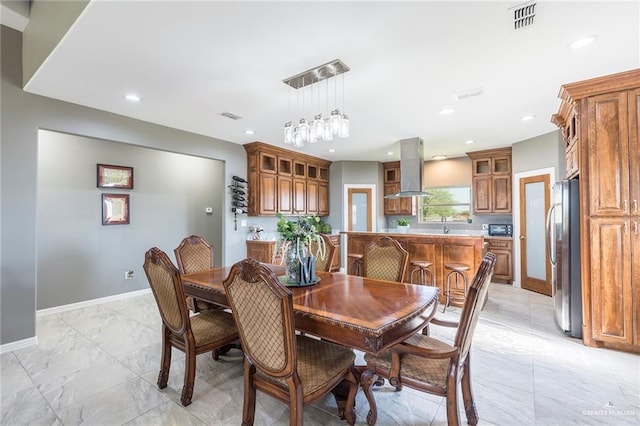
[467,147,512,214]
[244,142,331,217]
[485,237,513,284]
[383,161,413,215]
[553,69,640,353]
[327,234,341,272]
[246,240,281,264]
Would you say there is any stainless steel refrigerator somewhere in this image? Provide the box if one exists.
[546,179,582,338]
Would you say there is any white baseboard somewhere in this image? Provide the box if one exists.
[0,336,38,354]
[37,288,152,317]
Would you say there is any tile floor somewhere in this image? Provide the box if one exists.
[1,283,639,425]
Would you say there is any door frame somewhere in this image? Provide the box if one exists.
[342,184,377,270]
[512,167,555,288]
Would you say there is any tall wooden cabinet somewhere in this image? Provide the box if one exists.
[244,142,331,217]
[553,69,640,353]
[466,147,512,214]
[383,161,413,215]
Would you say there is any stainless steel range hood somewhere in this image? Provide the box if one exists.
[384,137,430,198]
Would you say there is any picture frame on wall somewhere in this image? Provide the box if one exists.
[102,193,130,225]
[97,164,134,189]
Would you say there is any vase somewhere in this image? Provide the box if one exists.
[285,243,307,285]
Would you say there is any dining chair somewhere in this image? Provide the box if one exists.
[143,247,239,406]
[360,252,496,426]
[309,233,337,272]
[362,236,409,282]
[174,235,216,312]
[223,258,359,425]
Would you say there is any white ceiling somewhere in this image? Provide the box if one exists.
[16,1,640,161]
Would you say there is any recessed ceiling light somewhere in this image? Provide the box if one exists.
[570,35,598,49]
[386,151,394,156]
[438,108,455,115]
[328,149,336,153]
[432,155,447,160]
[521,115,536,121]
[244,130,254,135]
[465,139,475,145]
[124,93,141,102]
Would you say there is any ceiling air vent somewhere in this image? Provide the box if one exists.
[511,1,536,30]
[221,111,243,120]
[454,87,484,101]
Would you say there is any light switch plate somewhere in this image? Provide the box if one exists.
[205,207,213,214]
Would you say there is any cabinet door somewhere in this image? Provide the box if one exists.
[384,183,399,215]
[294,178,308,214]
[492,175,512,213]
[278,176,293,215]
[472,176,492,213]
[329,235,340,272]
[318,181,329,216]
[259,174,278,215]
[629,88,640,215]
[487,239,513,283]
[587,91,630,216]
[590,218,634,345]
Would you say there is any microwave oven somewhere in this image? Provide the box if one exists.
[488,224,512,237]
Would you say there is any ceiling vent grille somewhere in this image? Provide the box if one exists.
[221,111,243,120]
[454,87,484,101]
[511,1,536,30]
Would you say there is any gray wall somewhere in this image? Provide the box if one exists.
[37,130,224,309]
[512,130,564,176]
[1,26,248,345]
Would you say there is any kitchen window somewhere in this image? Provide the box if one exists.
[418,186,471,223]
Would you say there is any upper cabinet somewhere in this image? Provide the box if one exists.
[466,147,512,214]
[244,142,331,217]
[383,161,413,215]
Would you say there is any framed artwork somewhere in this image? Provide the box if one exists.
[102,193,130,225]
[97,164,134,189]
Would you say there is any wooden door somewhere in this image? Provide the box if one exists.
[318,181,329,216]
[472,175,492,213]
[519,174,551,295]
[292,178,306,214]
[347,188,372,232]
[492,175,512,213]
[259,174,278,215]
[306,180,318,215]
[277,176,293,215]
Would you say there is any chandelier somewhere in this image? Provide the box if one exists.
[283,59,350,148]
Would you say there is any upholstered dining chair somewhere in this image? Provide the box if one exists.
[360,252,496,426]
[310,233,337,273]
[223,258,359,425]
[174,235,216,312]
[362,236,409,282]
[143,247,239,406]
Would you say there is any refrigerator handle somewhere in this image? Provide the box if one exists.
[546,204,557,266]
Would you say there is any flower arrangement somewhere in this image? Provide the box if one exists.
[276,213,325,256]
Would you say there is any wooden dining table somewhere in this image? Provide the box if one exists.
[181,264,439,355]
[181,264,439,423]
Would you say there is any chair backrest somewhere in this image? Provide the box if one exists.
[143,247,190,335]
[223,258,297,378]
[174,235,214,274]
[454,252,496,359]
[363,236,409,282]
[309,234,337,273]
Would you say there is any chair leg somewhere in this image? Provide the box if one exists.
[181,344,196,406]
[288,383,304,426]
[461,357,479,425]
[360,368,379,426]
[157,327,172,389]
[242,361,256,426]
[445,376,461,426]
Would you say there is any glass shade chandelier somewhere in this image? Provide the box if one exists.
[283,59,350,148]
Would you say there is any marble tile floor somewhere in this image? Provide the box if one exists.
[1,283,639,425]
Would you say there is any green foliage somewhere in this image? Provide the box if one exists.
[420,188,457,220]
[396,217,410,226]
[276,213,321,245]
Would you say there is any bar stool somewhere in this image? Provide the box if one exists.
[347,253,363,276]
[442,263,470,312]
[409,260,434,286]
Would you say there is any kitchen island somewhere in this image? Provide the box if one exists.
[343,231,486,304]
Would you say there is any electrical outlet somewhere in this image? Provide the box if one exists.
[124,270,134,280]
[481,224,489,231]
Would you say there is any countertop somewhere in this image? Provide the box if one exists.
[342,229,486,238]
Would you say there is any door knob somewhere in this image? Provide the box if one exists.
[520,235,526,240]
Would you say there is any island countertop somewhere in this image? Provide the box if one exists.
[342,231,486,305]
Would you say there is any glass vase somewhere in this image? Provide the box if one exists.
[285,242,307,285]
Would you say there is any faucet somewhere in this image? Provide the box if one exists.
[441,216,449,234]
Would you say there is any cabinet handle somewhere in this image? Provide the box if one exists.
[633,200,638,213]
[623,200,628,212]
[635,221,638,236]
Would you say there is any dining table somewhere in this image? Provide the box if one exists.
[181,263,439,423]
